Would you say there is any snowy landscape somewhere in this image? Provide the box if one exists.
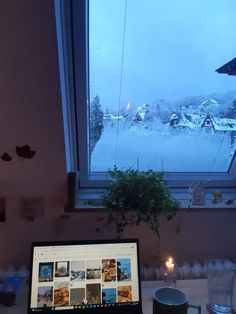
[91,91,236,172]
[89,0,236,173]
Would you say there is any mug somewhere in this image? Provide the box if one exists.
[153,287,201,314]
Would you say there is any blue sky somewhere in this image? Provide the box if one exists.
[89,0,236,109]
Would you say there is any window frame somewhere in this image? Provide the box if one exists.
[55,0,236,192]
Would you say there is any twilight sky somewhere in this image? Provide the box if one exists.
[89,0,236,110]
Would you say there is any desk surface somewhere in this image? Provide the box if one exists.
[142,279,208,314]
[0,279,221,314]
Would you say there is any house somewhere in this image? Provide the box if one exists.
[200,99,218,107]
[169,113,180,127]
[132,111,145,121]
[0,0,236,272]
[169,113,197,130]
[201,115,215,130]
[216,57,236,76]
[103,113,123,120]
[132,104,149,121]
[201,115,236,132]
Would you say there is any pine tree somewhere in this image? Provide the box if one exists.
[89,95,104,157]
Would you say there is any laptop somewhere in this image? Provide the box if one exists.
[28,239,143,314]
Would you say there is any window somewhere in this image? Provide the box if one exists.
[55,0,236,193]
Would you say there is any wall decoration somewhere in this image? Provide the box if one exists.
[0,198,6,222]
[16,145,36,159]
[1,144,36,162]
[1,153,12,162]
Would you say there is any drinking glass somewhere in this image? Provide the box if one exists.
[205,259,236,314]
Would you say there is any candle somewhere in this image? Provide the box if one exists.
[165,257,174,273]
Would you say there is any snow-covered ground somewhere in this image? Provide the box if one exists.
[91,120,233,172]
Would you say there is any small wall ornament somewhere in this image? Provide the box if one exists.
[1,152,12,162]
[16,145,36,159]
[1,145,36,162]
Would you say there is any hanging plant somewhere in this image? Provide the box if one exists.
[101,166,181,237]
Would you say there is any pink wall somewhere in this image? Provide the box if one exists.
[0,0,235,270]
[0,0,67,267]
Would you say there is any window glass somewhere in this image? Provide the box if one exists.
[89,0,236,173]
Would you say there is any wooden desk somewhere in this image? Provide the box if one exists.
[0,279,229,314]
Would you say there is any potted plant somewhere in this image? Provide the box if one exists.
[101,166,181,237]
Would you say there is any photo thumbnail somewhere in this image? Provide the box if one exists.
[102,288,116,304]
[70,261,85,281]
[118,285,132,303]
[117,258,131,281]
[70,288,85,306]
[37,286,53,308]
[86,260,101,279]
[38,262,54,282]
[86,283,101,304]
[55,261,70,277]
[102,259,116,282]
[54,281,69,307]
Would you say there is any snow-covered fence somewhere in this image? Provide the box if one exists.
[140,261,211,281]
[0,265,29,283]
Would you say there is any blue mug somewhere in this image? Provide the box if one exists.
[153,287,201,314]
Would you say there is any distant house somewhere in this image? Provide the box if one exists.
[200,99,218,106]
[201,114,236,132]
[132,104,149,122]
[169,113,197,130]
[216,57,236,76]
[184,113,202,125]
[133,112,145,122]
[168,112,236,133]
[103,113,123,120]
[169,113,180,127]
[201,115,215,130]
[137,104,149,112]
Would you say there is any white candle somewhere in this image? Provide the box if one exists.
[165,257,174,273]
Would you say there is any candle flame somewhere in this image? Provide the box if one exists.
[165,257,174,272]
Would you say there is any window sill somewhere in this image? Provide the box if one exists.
[71,187,236,212]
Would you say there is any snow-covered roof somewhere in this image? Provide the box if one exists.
[170,113,178,120]
[139,112,146,120]
[179,117,197,129]
[216,57,236,75]
[137,104,148,112]
[132,111,146,121]
[200,99,218,106]
[211,117,236,131]
[184,114,202,126]
[171,113,236,131]
[103,113,123,120]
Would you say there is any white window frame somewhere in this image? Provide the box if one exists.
[55,0,236,193]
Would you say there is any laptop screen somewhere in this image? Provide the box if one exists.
[28,239,142,314]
